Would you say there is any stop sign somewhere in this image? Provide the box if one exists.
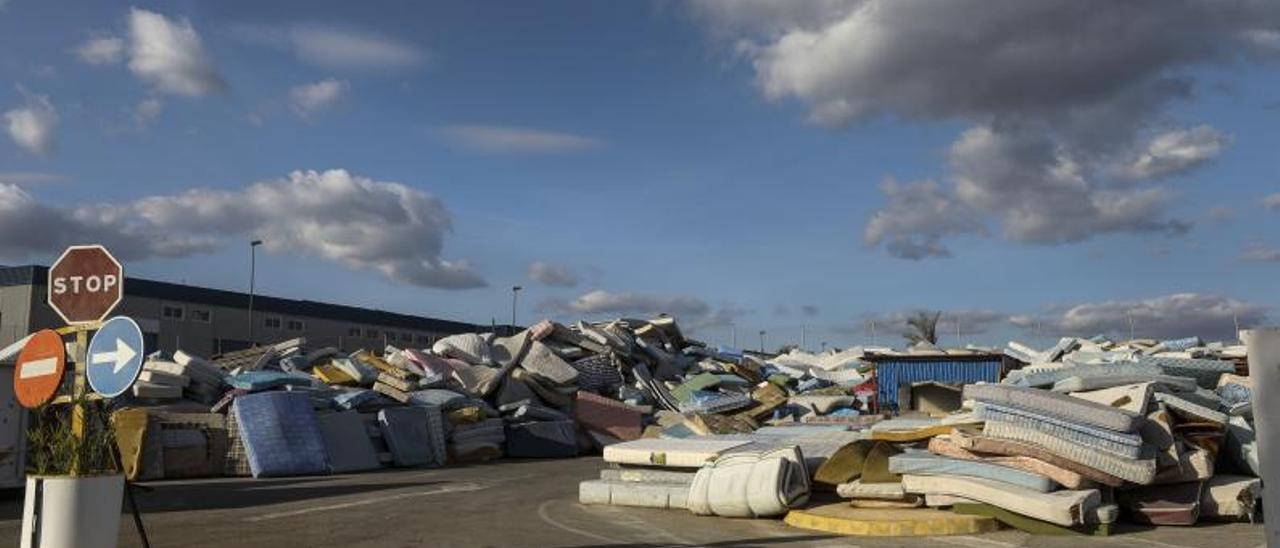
[48,245,123,325]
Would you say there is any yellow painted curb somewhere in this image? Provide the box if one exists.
[784,504,1000,537]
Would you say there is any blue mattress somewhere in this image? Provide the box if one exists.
[227,371,314,392]
[378,406,447,467]
[232,391,330,478]
[888,452,1056,492]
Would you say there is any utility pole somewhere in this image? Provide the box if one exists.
[248,239,263,346]
[758,330,766,353]
[821,341,828,352]
[730,323,736,348]
[1127,312,1136,341]
[801,325,807,351]
[511,286,522,336]
[870,320,877,346]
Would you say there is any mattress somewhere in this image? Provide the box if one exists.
[505,420,578,458]
[1051,374,1198,394]
[888,452,1055,493]
[1152,392,1228,424]
[1200,475,1260,520]
[671,372,722,403]
[951,503,1113,536]
[926,436,1088,489]
[227,371,315,392]
[836,479,908,500]
[1010,363,1163,390]
[813,440,873,487]
[973,402,1144,459]
[901,474,1099,526]
[1069,382,1153,414]
[603,438,750,468]
[579,479,689,509]
[687,446,810,518]
[982,421,1156,484]
[574,391,645,441]
[378,406,446,467]
[232,392,330,478]
[519,341,579,385]
[600,467,697,485]
[1136,356,1234,388]
[1117,481,1202,526]
[1152,446,1214,484]
[432,333,492,365]
[868,419,955,442]
[569,354,624,393]
[964,383,1142,432]
[679,391,754,414]
[951,429,1124,487]
[316,411,381,473]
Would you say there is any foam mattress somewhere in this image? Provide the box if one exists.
[579,480,688,509]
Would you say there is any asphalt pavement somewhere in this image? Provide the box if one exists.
[0,457,1263,547]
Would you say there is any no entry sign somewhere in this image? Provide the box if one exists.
[48,245,123,325]
[14,330,65,408]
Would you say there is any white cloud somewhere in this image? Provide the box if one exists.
[4,91,58,155]
[290,78,348,119]
[1264,193,1280,210]
[232,24,426,70]
[527,261,578,287]
[134,97,162,127]
[0,170,485,289]
[696,0,1278,258]
[1014,293,1268,340]
[76,37,125,65]
[538,289,747,334]
[1120,125,1230,180]
[128,8,226,96]
[862,178,984,259]
[1241,245,1280,263]
[435,125,603,154]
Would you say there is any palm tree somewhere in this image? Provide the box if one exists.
[904,310,941,346]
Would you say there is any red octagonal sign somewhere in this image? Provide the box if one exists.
[48,245,123,325]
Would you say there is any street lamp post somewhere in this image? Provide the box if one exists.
[759,330,766,354]
[248,240,263,346]
[511,286,522,336]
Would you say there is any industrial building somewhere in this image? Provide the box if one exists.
[0,265,497,357]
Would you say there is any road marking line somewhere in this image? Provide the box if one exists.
[1113,537,1198,548]
[536,500,628,545]
[243,482,487,522]
[932,535,1022,548]
[20,357,58,378]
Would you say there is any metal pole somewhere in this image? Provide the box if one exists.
[801,325,807,351]
[248,240,262,346]
[731,324,736,348]
[511,286,522,336]
[758,330,766,353]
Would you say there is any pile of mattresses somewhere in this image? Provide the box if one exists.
[579,437,811,518]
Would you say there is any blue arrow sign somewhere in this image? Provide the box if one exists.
[87,316,144,397]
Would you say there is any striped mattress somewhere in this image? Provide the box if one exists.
[973,402,1144,459]
[964,383,1141,432]
[983,420,1156,484]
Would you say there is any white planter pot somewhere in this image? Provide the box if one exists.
[20,474,124,548]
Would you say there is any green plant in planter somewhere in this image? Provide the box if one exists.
[27,395,118,477]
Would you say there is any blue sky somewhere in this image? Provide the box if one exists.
[1,1,1278,349]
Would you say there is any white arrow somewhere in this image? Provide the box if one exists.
[92,338,137,374]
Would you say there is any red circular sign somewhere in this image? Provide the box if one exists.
[14,330,66,408]
[48,245,124,325]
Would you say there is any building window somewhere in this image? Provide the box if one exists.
[190,308,212,323]
[286,319,305,332]
[348,327,361,338]
[366,328,378,338]
[162,305,184,320]
[264,317,282,330]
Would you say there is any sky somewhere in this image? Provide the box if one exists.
[1,0,1278,350]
